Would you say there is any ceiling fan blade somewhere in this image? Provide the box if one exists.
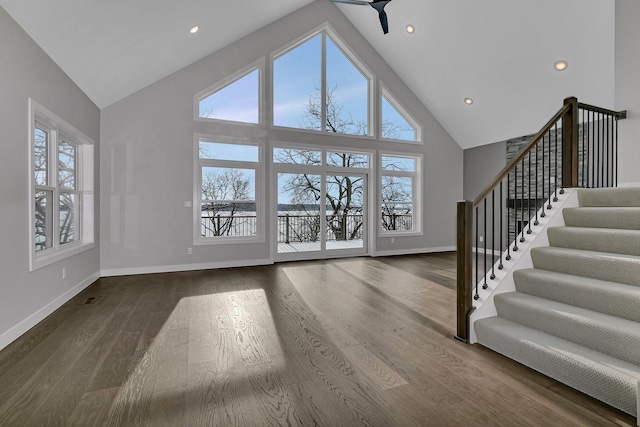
[331,0,370,5]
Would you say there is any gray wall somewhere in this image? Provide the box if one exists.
[100,0,463,273]
[0,7,100,347]
[464,141,506,201]
[616,0,640,185]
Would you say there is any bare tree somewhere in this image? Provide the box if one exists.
[201,168,253,236]
[278,85,415,240]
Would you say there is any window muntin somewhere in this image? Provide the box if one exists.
[380,154,420,234]
[196,139,261,242]
[29,99,94,271]
[273,30,372,136]
[197,68,260,124]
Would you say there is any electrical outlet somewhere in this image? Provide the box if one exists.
[479,236,484,243]
[184,201,192,208]
[390,237,395,244]
[62,267,67,279]
[187,247,193,255]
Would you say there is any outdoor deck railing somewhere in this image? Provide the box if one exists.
[201,213,412,241]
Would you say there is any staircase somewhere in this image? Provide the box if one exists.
[475,187,640,418]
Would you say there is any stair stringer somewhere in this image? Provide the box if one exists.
[468,188,578,343]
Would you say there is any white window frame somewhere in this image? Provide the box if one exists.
[379,152,422,236]
[193,59,265,126]
[270,23,375,138]
[380,84,423,144]
[193,135,265,245]
[28,99,95,272]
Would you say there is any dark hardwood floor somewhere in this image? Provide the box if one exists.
[0,252,635,426]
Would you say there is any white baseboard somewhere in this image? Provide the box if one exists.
[373,246,455,257]
[0,272,100,351]
[101,258,274,277]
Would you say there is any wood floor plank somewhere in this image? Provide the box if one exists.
[21,304,136,426]
[67,387,120,427]
[244,361,304,426]
[341,344,409,390]
[0,252,635,426]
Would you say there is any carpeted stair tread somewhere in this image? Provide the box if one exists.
[475,316,640,417]
[531,246,640,287]
[494,292,640,365]
[578,187,640,207]
[513,268,640,323]
[562,207,640,230]
[547,226,640,256]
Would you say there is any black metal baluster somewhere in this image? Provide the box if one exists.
[490,190,496,280]
[483,199,488,289]
[475,206,479,300]
[590,110,594,188]
[547,130,553,210]
[560,121,565,195]
[541,135,546,218]
[506,173,512,260]
[609,114,614,186]
[554,123,559,201]
[527,151,532,234]
[613,117,620,187]
[499,181,504,269]
[580,109,584,187]
[598,112,602,187]
[513,165,519,252]
[606,113,609,187]
[520,159,525,243]
[534,145,539,225]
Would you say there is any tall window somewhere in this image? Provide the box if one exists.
[380,154,421,234]
[30,99,94,271]
[195,138,262,243]
[273,29,372,136]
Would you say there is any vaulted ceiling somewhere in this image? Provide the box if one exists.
[0,0,614,149]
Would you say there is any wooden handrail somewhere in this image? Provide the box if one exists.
[577,102,627,119]
[472,102,571,207]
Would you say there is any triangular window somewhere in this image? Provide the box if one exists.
[198,68,260,124]
[381,91,419,142]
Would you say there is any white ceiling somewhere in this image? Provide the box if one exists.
[0,0,615,149]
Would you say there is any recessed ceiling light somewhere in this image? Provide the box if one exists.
[554,60,568,71]
[464,98,474,105]
[406,24,415,34]
[189,25,199,34]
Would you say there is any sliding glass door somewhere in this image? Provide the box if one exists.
[274,147,369,260]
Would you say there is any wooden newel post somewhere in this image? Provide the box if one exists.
[455,200,473,342]
[562,96,579,188]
